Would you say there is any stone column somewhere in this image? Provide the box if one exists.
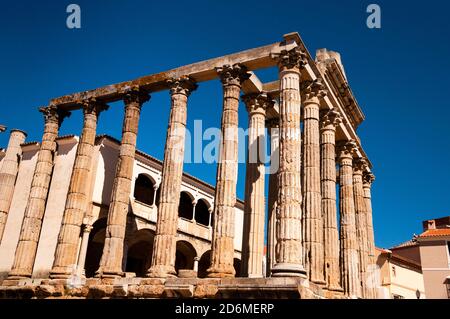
[320,109,342,291]
[147,77,197,278]
[76,222,93,276]
[8,106,69,279]
[266,118,279,277]
[193,257,199,272]
[0,129,27,243]
[50,99,107,278]
[97,87,149,278]
[353,158,369,298]
[337,140,361,298]
[241,93,271,278]
[302,80,326,284]
[363,172,377,298]
[207,64,250,278]
[270,47,307,277]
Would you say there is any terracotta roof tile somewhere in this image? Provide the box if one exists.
[419,228,450,238]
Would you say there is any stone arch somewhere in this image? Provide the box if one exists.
[134,173,155,205]
[195,198,210,226]
[125,229,155,277]
[178,191,194,220]
[84,218,107,278]
[197,250,211,278]
[175,240,197,273]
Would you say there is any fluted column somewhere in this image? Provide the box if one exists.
[320,110,342,291]
[270,47,307,277]
[241,93,271,278]
[147,77,197,278]
[302,80,326,284]
[266,118,279,277]
[0,129,27,243]
[337,140,361,298]
[353,158,369,298]
[207,64,250,278]
[9,106,69,278]
[363,172,377,298]
[97,87,149,278]
[50,99,107,278]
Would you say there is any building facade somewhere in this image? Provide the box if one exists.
[376,246,425,299]
[0,32,378,299]
[417,217,450,299]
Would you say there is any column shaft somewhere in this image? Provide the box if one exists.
[207,64,250,278]
[270,47,307,277]
[147,77,196,278]
[302,81,326,284]
[97,88,149,277]
[241,94,270,278]
[338,141,361,298]
[76,223,93,276]
[353,159,369,298]
[9,106,68,278]
[266,119,279,277]
[0,130,27,243]
[363,173,377,298]
[50,100,107,278]
[320,110,342,291]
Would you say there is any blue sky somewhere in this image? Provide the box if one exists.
[0,0,449,249]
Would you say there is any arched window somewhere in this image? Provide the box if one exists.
[195,199,210,226]
[178,192,193,220]
[134,174,154,205]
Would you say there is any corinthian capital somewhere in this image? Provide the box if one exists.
[363,172,375,185]
[122,85,150,106]
[336,140,357,159]
[167,76,198,97]
[270,46,307,70]
[302,78,327,101]
[242,92,274,114]
[353,158,367,173]
[320,109,342,129]
[79,97,109,116]
[39,105,71,127]
[215,64,251,87]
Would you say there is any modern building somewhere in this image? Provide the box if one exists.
[417,217,450,299]
[376,244,425,299]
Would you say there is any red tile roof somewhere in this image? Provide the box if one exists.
[419,228,450,238]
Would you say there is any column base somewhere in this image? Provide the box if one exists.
[326,285,344,292]
[206,265,235,278]
[271,263,307,278]
[146,265,177,278]
[311,278,327,286]
[7,269,32,280]
[95,268,124,279]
